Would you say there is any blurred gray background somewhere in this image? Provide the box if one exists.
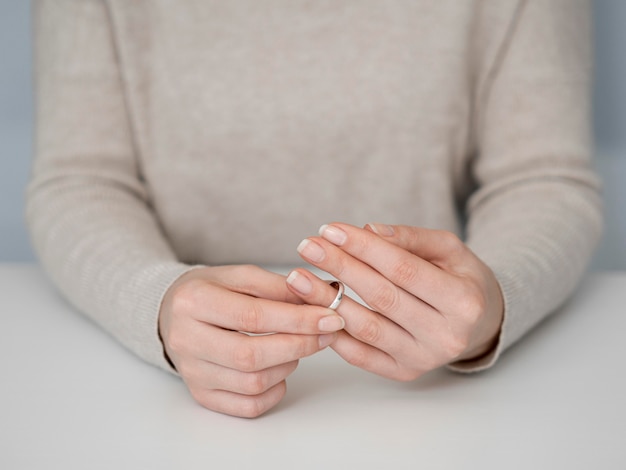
[1,1,624,268]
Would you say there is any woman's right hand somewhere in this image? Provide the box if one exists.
[158,265,344,418]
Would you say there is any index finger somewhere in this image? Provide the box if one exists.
[200,328,334,372]
[317,223,462,312]
[186,280,344,335]
[365,224,468,269]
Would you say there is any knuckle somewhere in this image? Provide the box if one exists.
[236,302,263,332]
[332,253,349,278]
[241,372,269,396]
[170,278,204,314]
[353,234,371,254]
[459,283,487,325]
[438,230,464,255]
[294,336,314,358]
[392,259,418,286]
[355,319,383,344]
[368,283,400,313]
[288,306,308,332]
[233,343,261,372]
[239,399,266,419]
[441,332,470,359]
[439,230,461,247]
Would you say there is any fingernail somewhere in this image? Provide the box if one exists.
[319,224,347,246]
[297,239,326,262]
[318,314,345,332]
[318,333,337,349]
[366,223,394,237]
[286,271,313,295]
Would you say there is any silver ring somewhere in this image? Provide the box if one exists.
[327,281,345,310]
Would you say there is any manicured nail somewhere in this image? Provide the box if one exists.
[366,223,394,237]
[319,224,347,246]
[318,314,345,332]
[318,333,337,349]
[297,239,326,262]
[286,271,313,295]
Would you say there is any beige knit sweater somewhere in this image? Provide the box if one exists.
[28,0,602,374]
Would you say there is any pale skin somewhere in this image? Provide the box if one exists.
[159,224,504,417]
[158,265,345,418]
[288,223,505,380]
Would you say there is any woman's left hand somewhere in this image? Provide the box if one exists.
[286,223,504,381]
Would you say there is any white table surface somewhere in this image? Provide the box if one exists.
[2,264,625,469]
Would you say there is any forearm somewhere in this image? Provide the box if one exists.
[451,174,603,372]
[446,0,601,372]
[26,172,194,370]
[30,0,193,371]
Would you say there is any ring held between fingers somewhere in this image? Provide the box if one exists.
[327,280,345,310]
[286,270,346,332]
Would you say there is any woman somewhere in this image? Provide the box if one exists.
[28,0,602,417]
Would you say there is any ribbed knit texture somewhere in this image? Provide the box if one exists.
[28,0,602,373]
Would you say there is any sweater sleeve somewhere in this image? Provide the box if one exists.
[27,0,192,372]
[450,0,603,371]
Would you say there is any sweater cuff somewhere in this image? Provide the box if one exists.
[126,262,202,375]
[446,266,519,373]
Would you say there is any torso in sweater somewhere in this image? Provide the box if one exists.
[106,1,500,264]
